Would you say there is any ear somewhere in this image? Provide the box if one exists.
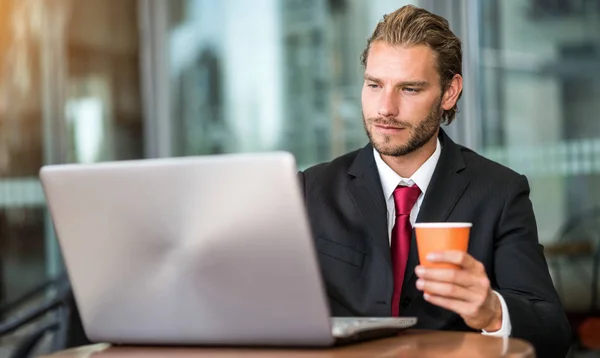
[441,74,463,112]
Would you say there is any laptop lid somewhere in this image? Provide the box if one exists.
[40,152,335,346]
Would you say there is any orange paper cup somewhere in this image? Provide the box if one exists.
[414,222,472,269]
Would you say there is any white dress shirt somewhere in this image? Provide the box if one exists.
[372,139,511,336]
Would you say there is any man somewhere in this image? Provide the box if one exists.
[298,5,571,357]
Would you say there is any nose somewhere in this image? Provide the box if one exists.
[378,90,399,118]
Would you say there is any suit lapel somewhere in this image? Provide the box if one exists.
[404,131,470,291]
[346,144,391,268]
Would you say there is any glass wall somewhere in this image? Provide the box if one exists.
[0,0,144,307]
[166,0,421,168]
[477,0,600,313]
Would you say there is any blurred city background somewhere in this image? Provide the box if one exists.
[1,0,600,356]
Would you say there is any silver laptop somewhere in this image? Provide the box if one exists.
[39,152,416,347]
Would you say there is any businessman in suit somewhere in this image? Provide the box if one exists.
[298,5,571,357]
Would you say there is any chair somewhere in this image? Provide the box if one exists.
[544,207,600,351]
[0,273,89,358]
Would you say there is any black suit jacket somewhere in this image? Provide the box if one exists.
[298,130,571,358]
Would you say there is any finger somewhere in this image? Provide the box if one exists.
[423,293,476,318]
[416,279,474,301]
[415,266,479,288]
[426,251,482,272]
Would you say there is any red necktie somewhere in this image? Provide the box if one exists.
[391,184,421,316]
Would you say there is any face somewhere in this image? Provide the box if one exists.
[361,42,447,157]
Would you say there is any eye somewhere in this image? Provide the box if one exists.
[403,87,420,93]
[367,83,380,89]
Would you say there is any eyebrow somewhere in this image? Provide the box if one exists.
[364,74,429,88]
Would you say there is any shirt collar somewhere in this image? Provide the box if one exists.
[373,138,442,202]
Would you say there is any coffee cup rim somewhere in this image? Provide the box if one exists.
[413,222,472,228]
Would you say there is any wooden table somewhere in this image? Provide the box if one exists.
[42,329,535,357]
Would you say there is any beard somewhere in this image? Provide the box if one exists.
[363,97,442,157]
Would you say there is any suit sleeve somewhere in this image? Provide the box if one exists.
[494,175,572,358]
